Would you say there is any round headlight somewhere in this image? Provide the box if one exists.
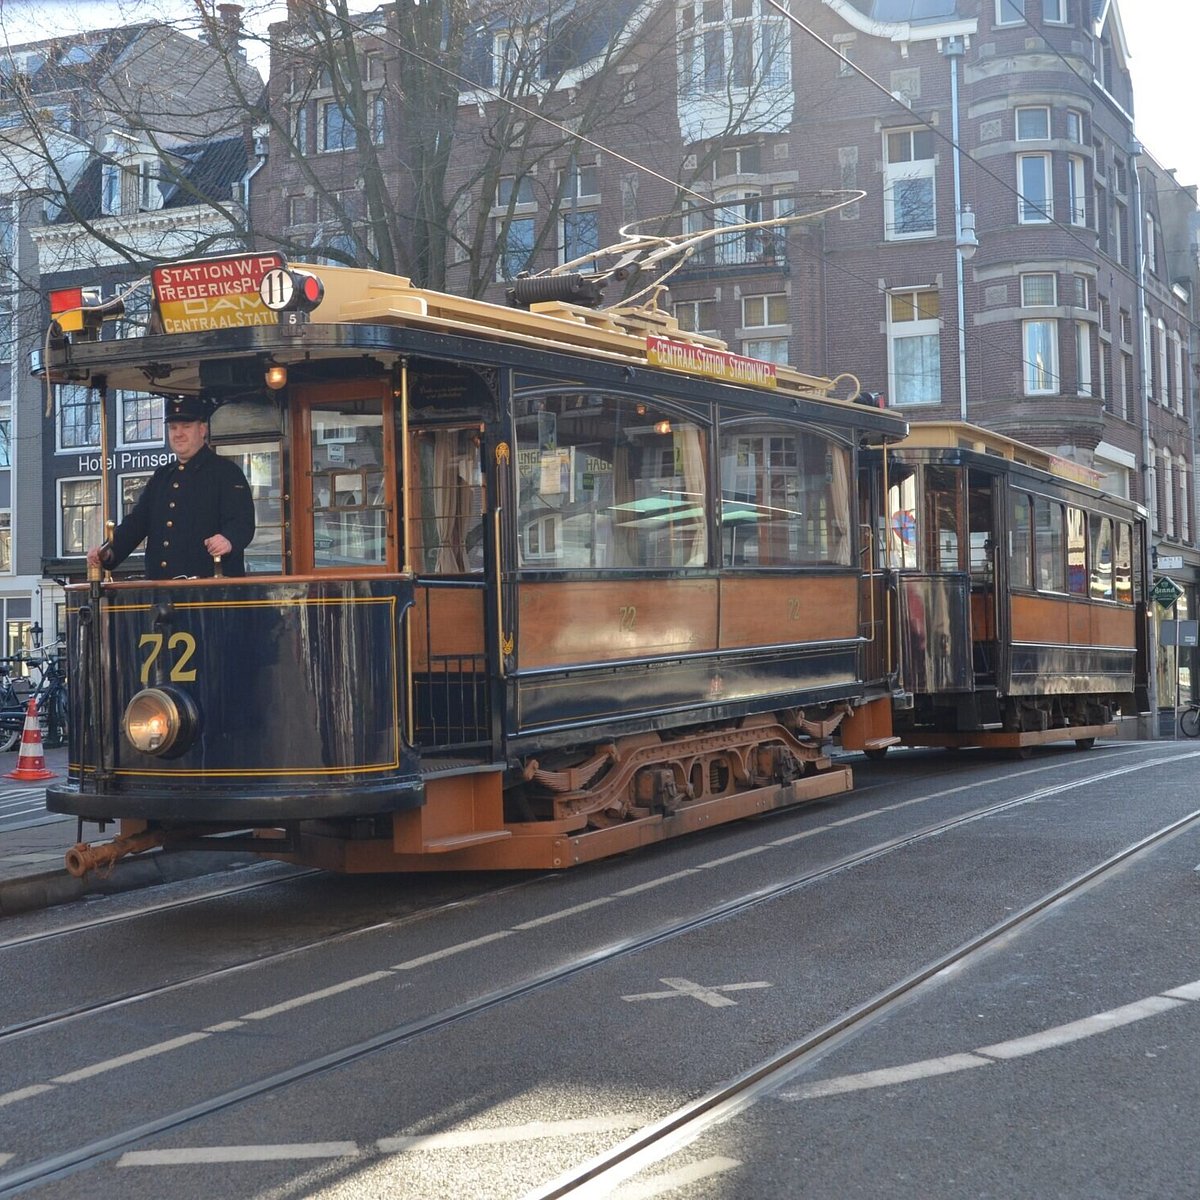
[122,687,198,756]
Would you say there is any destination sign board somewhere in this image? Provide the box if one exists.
[152,253,286,334]
[646,335,777,389]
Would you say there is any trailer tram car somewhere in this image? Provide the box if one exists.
[40,252,910,878]
[861,422,1150,756]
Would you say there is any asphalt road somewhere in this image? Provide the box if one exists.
[2,739,1199,1200]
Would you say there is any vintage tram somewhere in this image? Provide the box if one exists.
[39,252,910,877]
[861,422,1150,754]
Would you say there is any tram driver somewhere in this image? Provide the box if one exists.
[87,398,256,579]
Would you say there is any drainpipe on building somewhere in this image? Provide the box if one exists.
[241,127,269,232]
[1132,143,1160,730]
[942,36,974,422]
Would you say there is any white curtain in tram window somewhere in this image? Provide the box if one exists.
[829,446,852,565]
[677,424,708,566]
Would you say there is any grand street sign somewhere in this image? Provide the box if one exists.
[1151,575,1185,611]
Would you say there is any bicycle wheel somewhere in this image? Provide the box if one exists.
[1181,707,1200,738]
[0,728,18,752]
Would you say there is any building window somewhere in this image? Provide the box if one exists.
[1066,109,1085,144]
[119,391,163,447]
[1147,441,1158,531]
[742,293,788,327]
[1114,200,1127,265]
[0,512,9,573]
[319,101,356,152]
[558,164,599,270]
[1017,153,1052,223]
[1180,456,1191,543]
[1171,330,1184,414]
[674,298,717,332]
[1023,320,1058,395]
[1021,272,1057,306]
[1157,318,1169,406]
[57,385,100,451]
[59,478,103,557]
[368,94,385,145]
[1075,322,1092,397]
[1067,156,1086,225]
[1145,212,1158,275]
[291,106,309,156]
[497,175,535,207]
[496,218,535,280]
[1043,0,1066,23]
[884,128,936,240]
[119,472,152,518]
[1163,452,1175,538]
[101,162,122,215]
[887,288,941,406]
[0,402,9,467]
[994,0,1022,25]
[742,338,788,364]
[679,0,789,96]
[1016,107,1050,140]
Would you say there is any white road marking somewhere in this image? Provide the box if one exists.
[391,929,513,970]
[378,1115,639,1152]
[513,897,615,929]
[0,1085,53,1109]
[784,976,1200,1102]
[976,996,1186,1059]
[52,1033,212,1083]
[615,870,700,896]
[240,971,395,1020]
[0,1154,13,1166]
[622,978,772,1008]
[611,1155,743,1199]
[119,1143,360,1166]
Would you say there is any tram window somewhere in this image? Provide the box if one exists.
[924,466,962,572]
[886,468,919,570]
[215,441,284,574]
[1034,498,1066,591]
[1066,506,1087,595]
[719,422,852,567]
[1009,493,1033,589]
[1089,514,1115,600]
[1114,521,1133,604]
[410,428,485,574]
[514,392,708,570]
[308,402,387,569]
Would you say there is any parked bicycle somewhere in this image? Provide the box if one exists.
[0,644,68,751]
[1181,702,1200,738]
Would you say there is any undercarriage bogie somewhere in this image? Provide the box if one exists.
[515,708,846,828]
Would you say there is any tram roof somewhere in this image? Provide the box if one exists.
[40,254,908,438]
[894,420,1105,490]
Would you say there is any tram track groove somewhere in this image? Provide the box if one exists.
[1,747,1195,1195]
[523,804,1200,1199]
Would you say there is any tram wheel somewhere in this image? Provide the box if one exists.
[863,747,889,761]
[1073,736,1096,750]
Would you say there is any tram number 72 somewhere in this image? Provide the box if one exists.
[138,632,199,684]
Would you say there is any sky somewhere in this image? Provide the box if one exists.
[0,0,1197,190]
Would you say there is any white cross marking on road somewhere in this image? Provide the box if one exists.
[621,977,772,1008]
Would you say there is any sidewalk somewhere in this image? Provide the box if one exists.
[0,744,257,917]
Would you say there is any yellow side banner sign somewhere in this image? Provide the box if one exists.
[646,335,778,389]
[152,253,285,333]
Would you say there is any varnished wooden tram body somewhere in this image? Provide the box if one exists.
[43,256,908,875]
[863,422,1149,753]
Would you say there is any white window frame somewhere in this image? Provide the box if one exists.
[883,128,936,241]
[886,288,942,407]
[742,293,788,328]
[1171,330,1184,414]
[1067,155,1087,226]
[1016,106,1050,140]
[1075,321,1092,397]
[57,476,103,559]
[0,510,9,574]
[1066,109,1085,144]
[1179,456,1191,543]
[1163,451,1175,538]
[741,337,789,364]
[994,0,1022,26]
[1022,319,1059,395]
[1147,440,1159,532]
[117,391,164,450]
[319,100,357,153]
[56,384,100,453]
[1017,153,1052,223]
[674,298,717,333]
[1157,318,1169,406]
[1145,212,1158,275]
[1021,272,1057,307]
[1043,0,1066,23]
[680,0,790,97]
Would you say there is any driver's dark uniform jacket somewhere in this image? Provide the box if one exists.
[105,444,256,579]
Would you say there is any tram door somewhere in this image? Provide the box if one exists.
[967,470,1001,689]
[406,425,492,755]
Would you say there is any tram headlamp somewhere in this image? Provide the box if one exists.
[122,687,199,757]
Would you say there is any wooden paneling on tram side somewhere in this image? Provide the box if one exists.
[1010,593,1138,649]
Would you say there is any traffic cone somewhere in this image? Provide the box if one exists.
[6,698,56,781]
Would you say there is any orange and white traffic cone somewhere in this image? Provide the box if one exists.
[5,698,57,782]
